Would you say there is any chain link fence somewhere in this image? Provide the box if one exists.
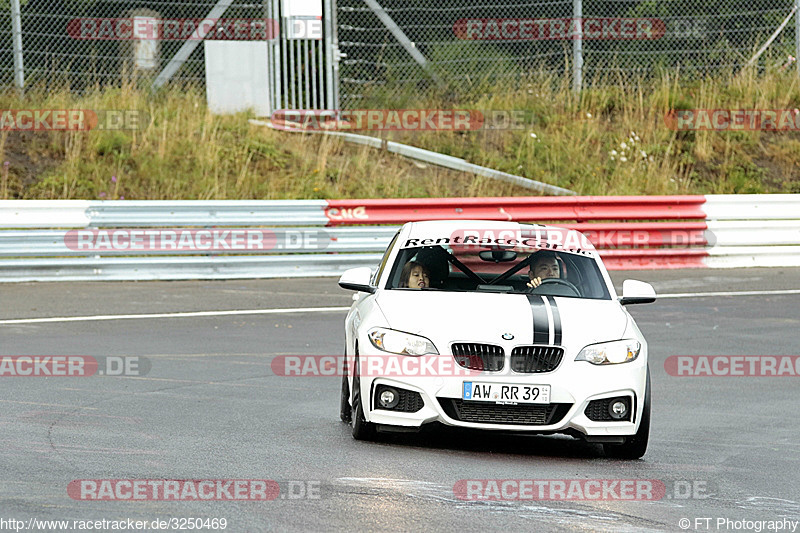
[2,0,799,105]
[336,0,799,106]
[1,0,271,91]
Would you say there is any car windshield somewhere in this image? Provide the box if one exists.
[386,243,611,300]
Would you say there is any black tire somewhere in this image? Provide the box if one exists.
[350,354,376,441]
[339,346,352,423]
[604,367,650,460]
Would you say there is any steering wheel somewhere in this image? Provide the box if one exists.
[530,278,581,297]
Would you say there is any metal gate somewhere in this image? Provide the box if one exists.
[266,0,340,112]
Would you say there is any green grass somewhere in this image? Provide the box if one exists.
[2,67,800,200]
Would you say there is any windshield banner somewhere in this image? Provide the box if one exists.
[400,228,595,257]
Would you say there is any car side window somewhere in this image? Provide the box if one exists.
[372,231,400,286]
[568,256,609,299]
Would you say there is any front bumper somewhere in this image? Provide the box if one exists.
[359,353,647,437]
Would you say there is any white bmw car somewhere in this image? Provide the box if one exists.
[338,220,656,459]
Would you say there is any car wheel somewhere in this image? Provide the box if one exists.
[340,346,352,423]
[604,366,650,460]
[350,354,376,441]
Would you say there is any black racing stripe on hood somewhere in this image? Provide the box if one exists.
[545,295,562,345]
[526,294,550,345]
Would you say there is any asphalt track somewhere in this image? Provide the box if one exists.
[1,268,800,532]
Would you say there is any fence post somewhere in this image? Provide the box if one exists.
[796,0,800,75]
[323,0,340,110]
[572,0,583,92]
[10,0,25,91]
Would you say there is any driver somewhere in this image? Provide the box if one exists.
[526,251,561,290]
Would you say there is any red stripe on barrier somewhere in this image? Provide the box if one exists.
[324,196,707,226]
[324,196,710,270]
[600,249,709,270]
[566,222,709,248]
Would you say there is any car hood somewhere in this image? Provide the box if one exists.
[375,290,628,352]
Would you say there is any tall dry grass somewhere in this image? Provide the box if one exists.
[1,67,799,200]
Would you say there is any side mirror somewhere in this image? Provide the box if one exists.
[338,267,376,293]
[619,279,656,305]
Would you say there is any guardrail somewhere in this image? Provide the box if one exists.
[0,195,798,281]
[0,200,330,227]
[324,196,708,224]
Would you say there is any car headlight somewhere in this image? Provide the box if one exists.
[575,339,641,365]
[368,328,438,356]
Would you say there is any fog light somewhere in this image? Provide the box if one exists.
[379,388,399,409]
[609,400,629,420]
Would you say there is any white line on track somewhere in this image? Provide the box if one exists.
[0,288,798,325]
[0,399,99,409]
[655,288,800,298]
[0,306,352,325]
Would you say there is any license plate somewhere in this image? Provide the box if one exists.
[462,382,550,404]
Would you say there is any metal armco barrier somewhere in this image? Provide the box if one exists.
[702,195,800,269]
[324,196,708,225]
[0,200,330,228]
[0,195,798,281]
[322,196,713,269]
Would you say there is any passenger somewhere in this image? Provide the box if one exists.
[415,246,450,289]
[399,261,431,289]
[527,251,561,289]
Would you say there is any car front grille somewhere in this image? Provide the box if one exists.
[451,343,505,371]
[510,345,564,373]
[438,398,572,426]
